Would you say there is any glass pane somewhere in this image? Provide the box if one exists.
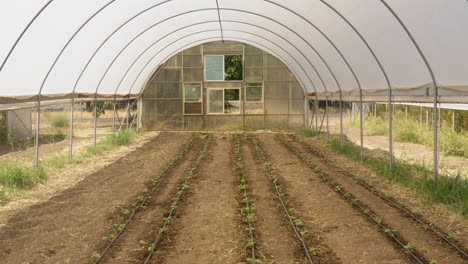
[208,89,223,113]
[224,89,240,114]
[246,84,263,102]
[224,55,243,81]
[184,83,201,102]
[205,56,224,81]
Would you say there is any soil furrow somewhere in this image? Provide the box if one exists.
[0,132,190,264]
[99,135,204,263]
[152,134,243,264]
[287,135,466,264]
[257,134,408,264]
[241,135,305,264]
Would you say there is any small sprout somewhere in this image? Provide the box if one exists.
[403,243,414,250]
[246,238,255,248]
[376,217,382,224]
[448,233,457,241]
[147,243,155,252]
[160,226,168,233]
[164,216,172,222]
[336,185,342,191]
[429,260,438,264]
[245,227,256,232]
[247,213,255,220]
[300,229,308,236]
[122,209,130,215]
[384,229,397,235]
[102,234,115,241]
[138,196,145,202]
[294,219,304,227]
[90,252,101,260]
[246,258,262,263]
[363,209,370,214]
[309,247,318,256]
[143,188,149,193]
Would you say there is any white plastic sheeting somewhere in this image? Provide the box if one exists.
[0,0,467,104]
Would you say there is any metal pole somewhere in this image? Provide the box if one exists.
[389,97,393,170]
[340,94,344,146]
[34,99,41,168]
[360,96,364,161]
[126,100,130,131]
[452,111,455,132]
[426,109,429,128]
[137,98,141,133]
[433,94,439,185]
[315,99,319,132]
[326,97,329,141]
[93,95,97,147]
[112,96,117,136]
[69,96,74,160]
[405,106,408,121]
[420,106,422,125]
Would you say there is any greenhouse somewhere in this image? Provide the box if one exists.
[0,1,466,263]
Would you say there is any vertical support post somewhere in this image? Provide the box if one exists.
[315,99,319,132]
[389,97,393,171]
[340,93,344,146]
[433,90,439,185]
[405,106,408,121]
[452,111,455,132]
[304,97,309,128]
[137,97,141,133]
[112,96,117,136]
[126,100,130,131]
[426,109,429,128]
[325,97,329,141]
[359,94,364,161]
[34,99,41,168]
[93,95,97,147]
[419,106,422,125]
[69,95,75,160]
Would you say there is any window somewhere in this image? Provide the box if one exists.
[204,55,243,81]
[245,83,264,114]
[183,83,202,114]
[207,88,241,114]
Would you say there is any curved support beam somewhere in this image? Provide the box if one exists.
[319,0,394,163]
[215,0,224,42]
[0,0,54,73]
[113,18,334,98]
[128,28,316,97]
[379,0,439,181]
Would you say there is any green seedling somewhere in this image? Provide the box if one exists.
[90,252,101,260]
[429,260,438,264]
[246,258,262,263]
[147,243,155,252]
[245,227,256,232]
[300,229,308,237]
[246,238,255,248]
[309,247,318,256]
[294,219,304,227]
[384,229,397,235]
[102,234,115,241]
[403,243,414,249]
[447,233,457,241]
[121,209,130,215]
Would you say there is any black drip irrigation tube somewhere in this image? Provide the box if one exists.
[250,135,314,264]
[144,135,213,264]
[277,134,429,264]
[94,133,198,264]
[233,135,259,263]
[289,134,468,260]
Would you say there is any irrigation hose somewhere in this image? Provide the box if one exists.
[289,134,468,259]
[94,133,198,264]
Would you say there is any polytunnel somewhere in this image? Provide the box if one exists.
[1,0,468,180]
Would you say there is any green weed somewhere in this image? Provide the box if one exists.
[0,164,46,189]
[329,137,467,213]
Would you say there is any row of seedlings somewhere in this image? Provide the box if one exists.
[289,134,468,259]
[277,134,430,264]
[93,133,199,263]
[233,135,262,264]
[250,135,318,264]
[143,135,214,264]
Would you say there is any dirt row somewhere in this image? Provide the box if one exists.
[0,132,464,264]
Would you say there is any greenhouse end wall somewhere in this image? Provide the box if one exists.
[141,41,305,131]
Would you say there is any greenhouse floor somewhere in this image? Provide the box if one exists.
[0,132,465,264]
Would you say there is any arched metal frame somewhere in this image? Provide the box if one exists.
[0,0,443,179]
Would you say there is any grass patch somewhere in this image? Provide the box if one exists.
[0,164,47,189]
[329,137,468,214]
[51,115,68,129]
[298,128,317,138]
[0,130,139,203]
[352,115,468,159]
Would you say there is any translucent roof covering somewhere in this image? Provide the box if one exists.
[0,0,467,105]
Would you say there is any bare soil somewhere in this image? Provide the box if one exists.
[152,134,244,264]
[257,134,408,264]
[286,135,466,263]
[0,132,190,264]
[0,132,464,264]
